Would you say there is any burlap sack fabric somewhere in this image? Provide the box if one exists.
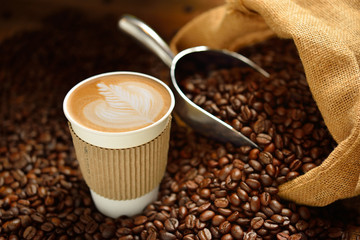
[170,0,360,207]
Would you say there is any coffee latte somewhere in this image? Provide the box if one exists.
[66,74,171,132]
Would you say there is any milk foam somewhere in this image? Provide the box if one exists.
[82,82,164,131]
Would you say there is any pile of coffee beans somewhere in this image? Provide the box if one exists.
[0,9,358,240]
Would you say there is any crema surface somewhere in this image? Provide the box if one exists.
[67,74,171,132]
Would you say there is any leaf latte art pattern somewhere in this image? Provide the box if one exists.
[82,82,164,131]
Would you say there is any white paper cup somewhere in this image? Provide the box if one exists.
[63,72,174,218]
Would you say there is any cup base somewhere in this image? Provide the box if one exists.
[90,186,159,218]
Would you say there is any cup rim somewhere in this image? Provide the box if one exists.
[63,71,175,136]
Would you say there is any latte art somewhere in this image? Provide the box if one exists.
[66,74,171,132]
[83,82,162,130]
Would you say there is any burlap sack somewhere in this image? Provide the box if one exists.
[170,0,360,207]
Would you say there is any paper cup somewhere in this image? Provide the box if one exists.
[63,72,175,218]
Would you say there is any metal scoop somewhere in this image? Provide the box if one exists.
[119,15,269,149]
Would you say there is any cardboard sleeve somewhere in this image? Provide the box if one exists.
[69,118,171,200]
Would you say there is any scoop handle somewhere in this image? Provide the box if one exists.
[119,15,174,68]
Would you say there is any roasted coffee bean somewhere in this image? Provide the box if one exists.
[185,214,197,229]
[246,179,261,190]
[101,225,115,239]
[259,152,273,165]
[41,222,54,232]
[200,210,215,222]
[236,188,249,202]
[256,133,272,145]
[298,206,311,220]
[227,211,240,222]
[250,196,261,212]
[264,219,279,230]
[25,184,37,196]
[250,217,264,230]
[239,182,252,193]
[198,202,211,213]
[134,215,147,225]
[302,163,317,173]
[85,220,98,234]
[271,214,285,224]
[230,224,244,239]
[295,220,309,231]
[265,164,276,178]
[258,192,269,204]
[3,218,21,232]
[23,226,37,239]
[217,208,233,217]
[164,218,179,232]
[197,228,212,240]
[212,215,226,226]
[219,221,232,234]
[277,232,290,240]
[160,230,177,240]
[269,200,283,213]
[214,198,229,208]
[289,233,306,240]
[230,168,242,181]
[153,220,164,230]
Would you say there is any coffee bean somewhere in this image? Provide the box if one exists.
[250,217,264,230]
[160,230,177,240]
[73,222,85,234]
[198,202,211,213]
[101,224,115,239]
[249,160,262,172]
[277,232,290,240]
[164,218,179,232]
[197,228,212,240]
[219,221,232,234]
[214,198,229,208]
[245,179,261,190]
[41,222,54,232]
[250,196,261,212]
[215,189,228,198]
[302,163,317,173]
[269,200,283,213]
[260,174,273,187]
[153,220,164,230]
[286,171,299,180]
[229,193,241,206]
[3,218,21,232]
[199,188,211,199]
[298,206,311,220]
[264,219,279,230]
[25,184,37,197]
[134,215,147,225]
[260,192,271,206]
[227,211,240,222]
[212,215,225,226]
[230,168,242,181]
[199,210,215,222]
[256,133,272,145]
[185,214,196,229]
[271,214,285,224]
[23,226,37,239]
[236,188,249,202]
[239,182,252,193]
[259,152,273,165]
[85,220,98,234]
[289,233,306,240]
[295,220,309,231]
